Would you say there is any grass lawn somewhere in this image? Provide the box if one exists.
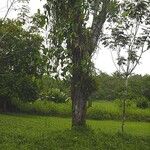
[0,114,150,150]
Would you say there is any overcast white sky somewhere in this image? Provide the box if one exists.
[0,0,150,75]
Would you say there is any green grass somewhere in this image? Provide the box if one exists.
[16,100,150,121]
[0,114,150,150]
[87,101,150,121]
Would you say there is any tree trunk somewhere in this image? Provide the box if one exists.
[71,88,87,126]
[121,76,128,132]
[71,45,88,127]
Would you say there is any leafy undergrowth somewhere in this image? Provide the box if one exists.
[0,114,150,150]
[15,100,150,121]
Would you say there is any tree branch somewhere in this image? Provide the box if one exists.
[2,0,16,23]
[91,0,110,49]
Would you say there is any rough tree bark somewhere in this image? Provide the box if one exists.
[70,8,88,126]
[71,70,87,126]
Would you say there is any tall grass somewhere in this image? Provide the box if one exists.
[14,100,150,121]
[87,101,150,121]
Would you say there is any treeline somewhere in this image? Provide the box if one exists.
[35,72,150,103]
[37,72,150,109]
[91,72,150,101]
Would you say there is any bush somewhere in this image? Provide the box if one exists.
[136,97,149,109]
[11,100,150,121]
[0,74,39,112]
[17,77,39,102]
[114,99,134,108]
[47,88,68,103]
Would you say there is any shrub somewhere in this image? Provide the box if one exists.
[0,74,39,112]
[47,88,68,103]
[114,99,134,108]
[17,77,39,102]
[136,97,149,109]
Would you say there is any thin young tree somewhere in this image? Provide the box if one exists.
[102,0,150,132]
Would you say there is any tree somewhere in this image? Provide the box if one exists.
[102,0,150,132]
[43,0,113,127]
[0,19,44,111]
[0,19,44,75]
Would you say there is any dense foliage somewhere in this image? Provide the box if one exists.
[0,19,44,111]
[92,72,150,102]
